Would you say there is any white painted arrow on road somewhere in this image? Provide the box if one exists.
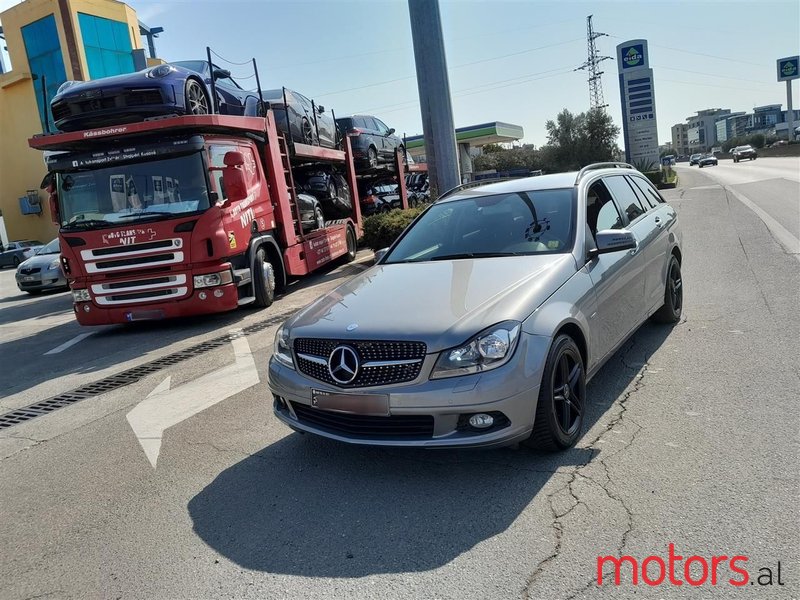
[126,332,260,468]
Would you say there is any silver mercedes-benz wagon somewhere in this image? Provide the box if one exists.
[268,163,683,450]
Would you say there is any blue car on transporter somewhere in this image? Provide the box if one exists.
[50,61,263,132]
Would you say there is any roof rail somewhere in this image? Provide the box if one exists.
[437,176,518,201]
[575,162,635,183]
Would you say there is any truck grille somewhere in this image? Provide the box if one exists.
[92,274,188,305]
[294,339,427,388]
[81,238,183,273]
[290,401,434,439]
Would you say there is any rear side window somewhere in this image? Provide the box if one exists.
[628,176,664,208]
[354,116,368,129]
[603,175,647,223]
[338,118,354,131]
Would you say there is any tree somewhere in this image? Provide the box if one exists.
[544,108,620,171]
[481,143,505,154]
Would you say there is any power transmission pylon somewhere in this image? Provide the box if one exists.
[575,15,611,111]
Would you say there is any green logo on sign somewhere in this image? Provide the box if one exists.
[782,61,797,77]
[624,46,643,67]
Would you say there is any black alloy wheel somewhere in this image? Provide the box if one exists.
[185,79,210,115]
[652,255,683,323]
[525,335,586,450]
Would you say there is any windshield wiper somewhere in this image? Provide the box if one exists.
[429,252,523,261]
[62,219,115,230]
[114,211,175,221]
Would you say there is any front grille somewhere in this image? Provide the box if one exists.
[106,288,178,302]
[19,267,41,275]
[91,239,175,257]
[124,89,163,107]
[290,401,434,439]
[52,101,71,121]
[294,339,427,388]
[97,253,175,270]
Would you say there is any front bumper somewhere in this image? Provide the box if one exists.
[16,271,67,292]
[72,282,239,326]
[268,333,551,448]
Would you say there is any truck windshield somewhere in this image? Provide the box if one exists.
[57,153,210,229]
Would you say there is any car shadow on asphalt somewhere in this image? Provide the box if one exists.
[187,321,674,577]
[0,257,370,400]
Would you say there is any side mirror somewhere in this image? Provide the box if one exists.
[592,229,637,256]
[49,193,60,225]
[374,248,389,262]
[386,127,396,136]
[317,105,325,114]
[213,68,231,80]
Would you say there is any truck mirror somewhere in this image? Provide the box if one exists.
[223,151,245,167]
[49,193,60,225]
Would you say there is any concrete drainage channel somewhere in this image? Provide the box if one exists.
[0,309,295,430]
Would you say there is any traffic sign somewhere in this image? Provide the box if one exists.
[777,56,799,82]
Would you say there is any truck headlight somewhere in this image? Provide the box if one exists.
[193,270,233,289]
[273,326,294,369]
[431,322,521,379]
[72,289,91,302]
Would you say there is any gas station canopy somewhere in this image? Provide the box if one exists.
[405,121,524,157]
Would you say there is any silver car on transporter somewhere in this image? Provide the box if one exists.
[268,163,683,450]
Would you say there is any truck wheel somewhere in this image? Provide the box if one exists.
[344,226,357,263]
[253,248,275,308]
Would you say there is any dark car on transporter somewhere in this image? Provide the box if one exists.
[336,115,405,168]
[50,61,264,132]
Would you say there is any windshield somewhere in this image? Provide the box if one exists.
[57,153,211,229]
[35,239,60,255]
[384,188,575,264]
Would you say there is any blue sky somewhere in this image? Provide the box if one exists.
[2,0,799,145]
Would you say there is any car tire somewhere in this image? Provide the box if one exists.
[12,256,20,267]
[368,146,378,168]
[301,118,314,145]
[699,164,703,168]
[525,334,586,451]
[313,204,325,230]
[185,79,210,115]
[252,248,276,308]
[652,255,683,324]
[380,203,391,213]
[344,226,357,263]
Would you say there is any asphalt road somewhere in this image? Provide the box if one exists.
[1,164,798,599]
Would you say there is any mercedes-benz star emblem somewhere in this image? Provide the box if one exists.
[328,345,359,384]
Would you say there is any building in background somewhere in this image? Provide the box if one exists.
[715,112,747,144]
[0,0,157,244]
[670,122,689,157]
[616,39,659,168]
[685,108,731,153]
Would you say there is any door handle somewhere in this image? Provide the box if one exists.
[654,216,663,228]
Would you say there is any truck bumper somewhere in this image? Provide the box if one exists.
[72,282,239,326]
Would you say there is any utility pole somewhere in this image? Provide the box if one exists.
[575,15,611,111]
[408,0,460,197]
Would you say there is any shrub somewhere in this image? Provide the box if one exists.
[361,207,426,251]
[642,170,662,186]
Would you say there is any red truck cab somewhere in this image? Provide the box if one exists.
[29,113,364,325]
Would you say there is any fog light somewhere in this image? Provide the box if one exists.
[213,289,223,298]
[469,413,494,429]
[83,305,91,312]
[198,291,207,300]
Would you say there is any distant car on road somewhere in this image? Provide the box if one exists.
[0,240,44,268]
[732,145,757,162]
[689,153,702,166]
[698,154,718,168]
[15,238,68,294]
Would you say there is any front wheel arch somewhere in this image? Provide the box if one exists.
[250,235,286,294]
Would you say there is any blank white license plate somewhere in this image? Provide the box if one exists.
[311,390,390,416]
[23,276,35,281]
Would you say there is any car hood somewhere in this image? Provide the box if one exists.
[286,254,577,352]
[54,72,154,98]
[18,253,58,269]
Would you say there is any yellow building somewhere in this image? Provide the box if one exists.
[0,0,146,244]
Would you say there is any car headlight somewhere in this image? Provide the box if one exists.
[147,65,175,78]
[56,80,78,94]
[72,289,91,302]
[273,326,294,369]
[193,270,233,289]
[431,322,521,379]
[48,258,60,270]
